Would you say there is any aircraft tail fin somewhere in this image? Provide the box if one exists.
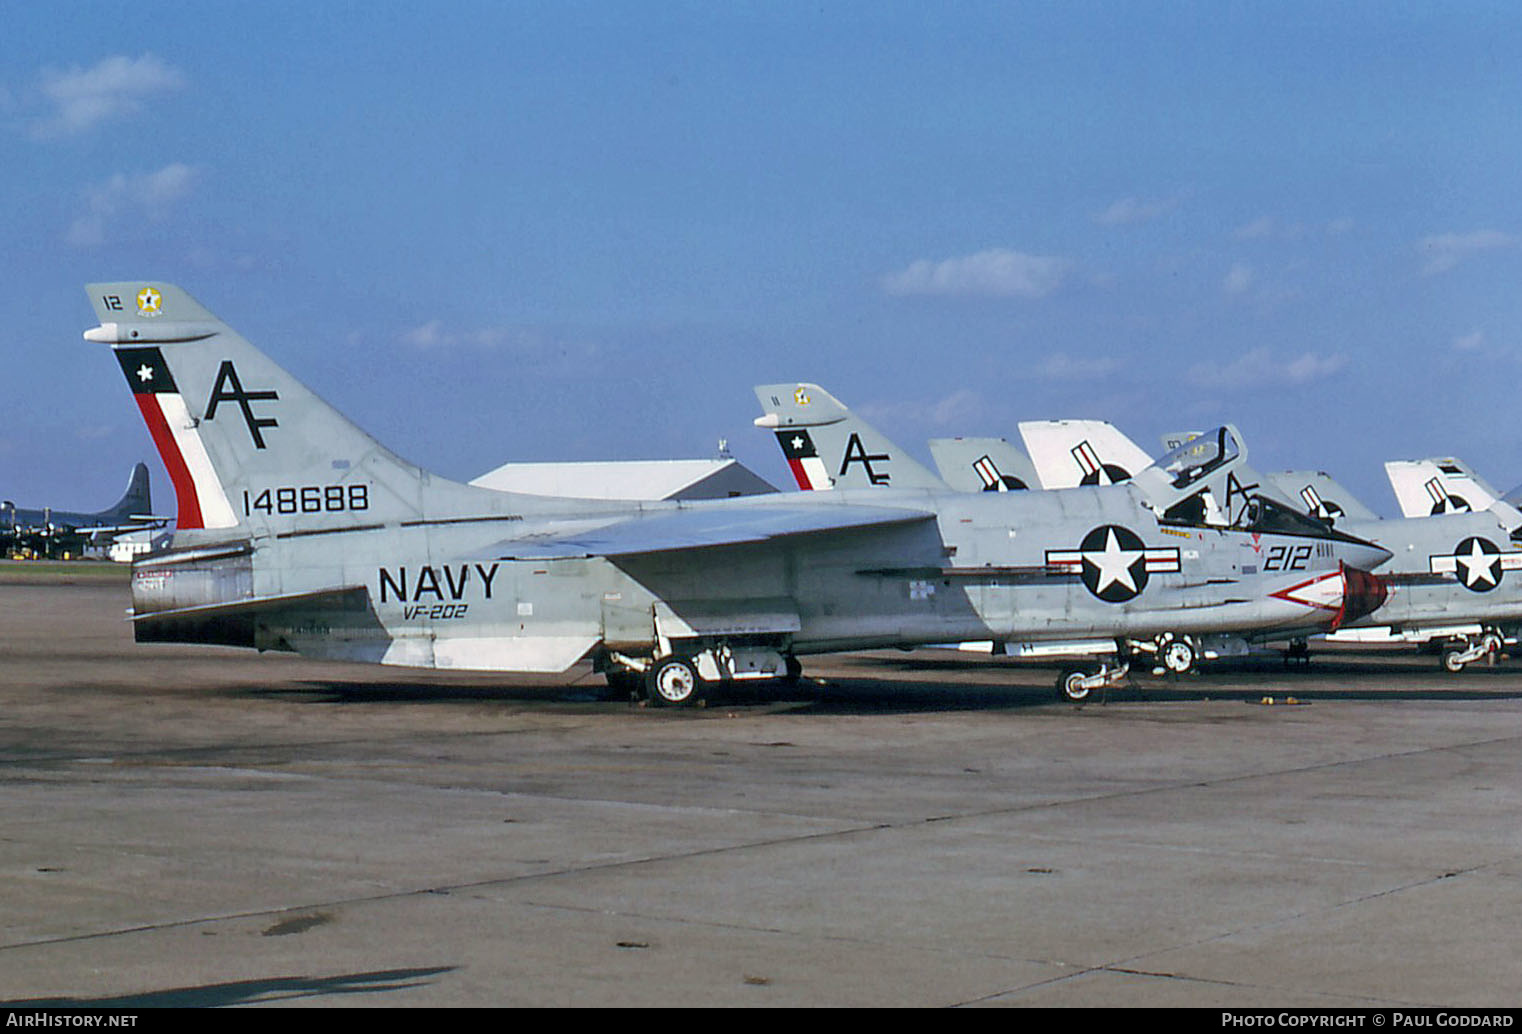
[753,383,947,492]
[100,462,152,521]
[1264,471,1380,525]
[85,282,517,541]
[927,437,1037,493]
[1017,419,1156,489]
[1385,457,1499,518]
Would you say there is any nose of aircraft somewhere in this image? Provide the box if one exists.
[1334,563,1389,629]
[1337,535,1393,573]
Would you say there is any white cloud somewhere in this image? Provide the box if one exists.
[1233,217,1277,241]
[859,389,989,430]
[33,54,184,138]
[1222,263,1254,296]
[397,321,602,379]
[1092,196,1178,227]
[67,163,197,247]
[930,389,984,426]
[400,320,553,351]
[1419,230,1515,276]
[882,248,1073,299]
[1186,348,1348,391]
[1233,215,1353,242]
[1233,216,1313,241]
[1034,353,1123,380]
[401,320,450,349]
[1453,330,1486,352]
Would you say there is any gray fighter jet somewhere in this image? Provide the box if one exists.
[1020,419,1522,672]
[86,284,1391,705]
[757,389,1398,682]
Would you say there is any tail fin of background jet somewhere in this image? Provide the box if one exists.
[1263,471,1380,525]
[1018,419,1156,490]
[85,282,533,542]
[1385,457,1522,531]
[1025,420,1300,527]
[753,383,947,491]
[100,462,152,521]
[927,437,1037,493]
[1385,458,1497,517]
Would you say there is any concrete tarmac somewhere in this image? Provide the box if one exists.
[3,571,1522,1007]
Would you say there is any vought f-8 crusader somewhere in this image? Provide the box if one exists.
[88,284,1390,704]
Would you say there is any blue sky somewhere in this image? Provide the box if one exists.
[6,2,1522,516]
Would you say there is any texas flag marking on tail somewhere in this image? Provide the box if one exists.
[775,428,832,491]
[114,346,237,530]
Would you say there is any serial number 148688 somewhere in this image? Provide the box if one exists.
[243,484,370,516]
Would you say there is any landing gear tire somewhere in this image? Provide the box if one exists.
[647,656,703,707]
[1058,667,1093,703]
[1158,635,1197,675]
[782,654,803,685]
[1441,645,1468,674]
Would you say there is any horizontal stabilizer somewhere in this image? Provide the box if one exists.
[131,585,368,648]
[131,584,368,623]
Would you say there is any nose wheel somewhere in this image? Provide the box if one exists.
[1056,662,1129,703]
[1439,630,1504,673]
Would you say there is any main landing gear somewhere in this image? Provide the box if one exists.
[601,649,804,707]
[1153,633,1198,676]
[646,656,703,707]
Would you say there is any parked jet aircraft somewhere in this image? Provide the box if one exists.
[86,284,1393,705]
[1021,421,1522,672]
[1,462,163,559]
[929,432,1377,671]
[753,383,1393,692]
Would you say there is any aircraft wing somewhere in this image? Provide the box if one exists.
[483,503,936,561]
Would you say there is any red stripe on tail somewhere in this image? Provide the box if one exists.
[134,394,204,530]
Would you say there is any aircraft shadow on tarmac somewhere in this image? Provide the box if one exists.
[244,654,1522,715]
[256,676,1062,715]
[849,652,1522,705]
[1,965,455,1008]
